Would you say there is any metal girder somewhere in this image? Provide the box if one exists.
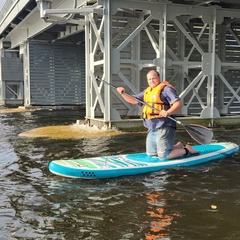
[0,0,33,33]
[85,0,240,123]
[1,0,240,121]
[1,0,89,48]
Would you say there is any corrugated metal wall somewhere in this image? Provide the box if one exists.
[28,42,85,106]
[0,50,24,104]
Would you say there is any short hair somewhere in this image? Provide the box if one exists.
[147,69,160,78]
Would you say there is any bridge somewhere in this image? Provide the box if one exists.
[0,0,240,128]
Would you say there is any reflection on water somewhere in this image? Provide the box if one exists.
[0,109,240,239]
[145,191,177,240]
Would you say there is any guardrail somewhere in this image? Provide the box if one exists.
[0,0,15,26]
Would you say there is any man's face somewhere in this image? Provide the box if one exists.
[147,72,160,89]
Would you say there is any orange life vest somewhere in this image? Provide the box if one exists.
[142,81,175,119]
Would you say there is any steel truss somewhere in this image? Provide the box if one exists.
[2,0,240,123]
[85,0,240,126]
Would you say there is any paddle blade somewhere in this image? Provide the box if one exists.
[184,124,213,144]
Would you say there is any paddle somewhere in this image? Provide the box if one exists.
[96,77,213,144]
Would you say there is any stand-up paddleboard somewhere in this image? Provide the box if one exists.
[48,142,239,179]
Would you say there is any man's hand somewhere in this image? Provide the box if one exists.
[117,87,125,95]
[159,110,168,117]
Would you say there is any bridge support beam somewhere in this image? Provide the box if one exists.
[83,0,240,128]
[1,0,240,127]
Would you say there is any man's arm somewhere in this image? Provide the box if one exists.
[160,99,183,117]
[117,87,139,104]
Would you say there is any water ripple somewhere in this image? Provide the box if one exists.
[0,110,240,239]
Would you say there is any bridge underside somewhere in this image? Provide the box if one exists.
[0,0,240,127]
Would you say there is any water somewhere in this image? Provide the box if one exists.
[0,109,240,240]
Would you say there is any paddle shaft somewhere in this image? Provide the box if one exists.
[96,77,181,125]
[96,77,214,144]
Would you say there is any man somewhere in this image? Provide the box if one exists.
[117,70,198,159]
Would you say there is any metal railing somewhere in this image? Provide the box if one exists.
[0,0,16,26]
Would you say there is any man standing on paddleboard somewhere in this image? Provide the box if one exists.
[117,69,198,160]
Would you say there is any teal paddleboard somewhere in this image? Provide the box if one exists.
[48,142,239,179]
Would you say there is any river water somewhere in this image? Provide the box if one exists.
[0,109,240,240]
